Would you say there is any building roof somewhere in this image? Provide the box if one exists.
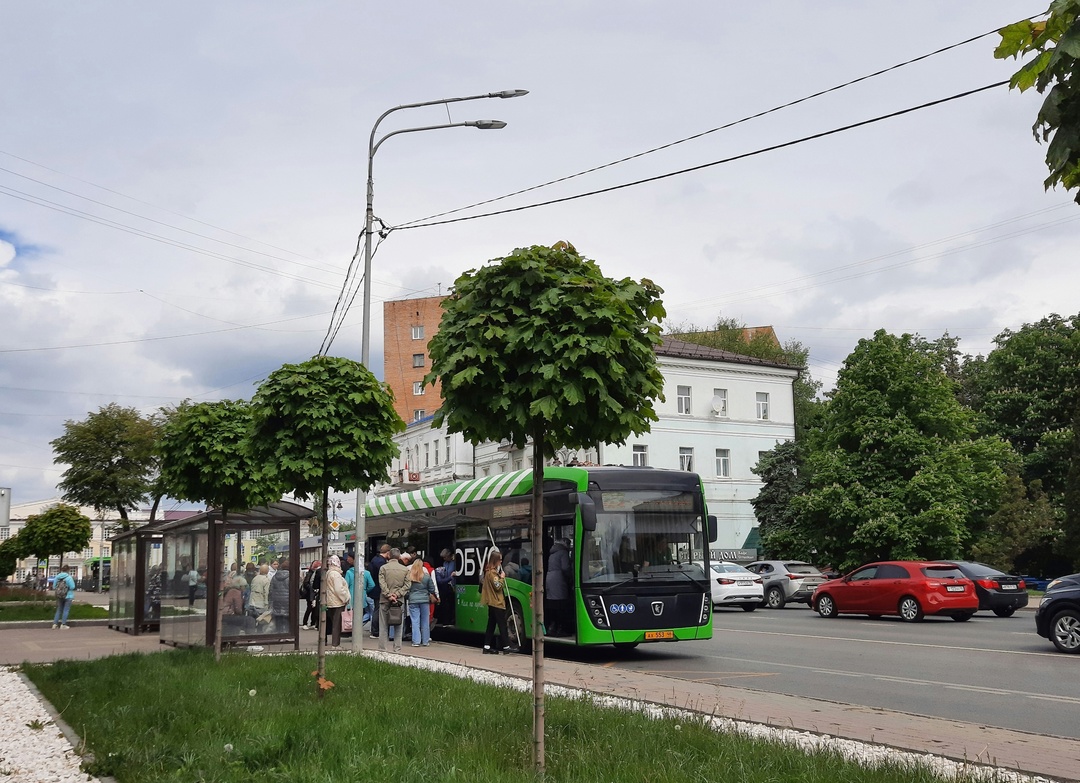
[657,336,799,370]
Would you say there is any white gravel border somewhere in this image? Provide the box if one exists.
[2,652,1062,783]
[0,667,100,783]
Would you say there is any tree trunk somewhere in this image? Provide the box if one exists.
[214,509,227,664]
[317,487,329,693]
[530,427,546,774]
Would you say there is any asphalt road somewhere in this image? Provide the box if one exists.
[564,604,1080,741]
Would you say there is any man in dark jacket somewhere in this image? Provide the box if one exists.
[545,539,574,636]
[367,544,391,638]
[268,556,292,634]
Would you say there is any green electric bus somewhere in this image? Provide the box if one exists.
[362,465,716,649]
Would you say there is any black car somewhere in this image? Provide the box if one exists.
[1034,573,1080,654]
[935,561,1028,617]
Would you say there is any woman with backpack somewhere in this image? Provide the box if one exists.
[52,564,77,629]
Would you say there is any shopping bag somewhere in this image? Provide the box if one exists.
[342,608,354,632]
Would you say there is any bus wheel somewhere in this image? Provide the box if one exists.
[507,600,529,653]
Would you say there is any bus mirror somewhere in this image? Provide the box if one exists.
[707,515,718,540]
[571,492,597,531]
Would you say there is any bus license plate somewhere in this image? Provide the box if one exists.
[645,631,674,640]
[946,585,964,592]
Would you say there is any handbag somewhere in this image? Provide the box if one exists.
[341,608,353,632]
[387,597,403,626]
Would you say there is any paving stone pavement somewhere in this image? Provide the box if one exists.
[2,619,1077,782]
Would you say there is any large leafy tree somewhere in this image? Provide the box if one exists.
[0,536,21,581]
[790,331,1012,571]
[19,503,93,571]
[248,355,403,682]
[970,475,1058,571]
[51,403,160,529]
[425,242,665,774]
[966,313,1080,569]
[157,399,284,660]
[996,2,1080,202]
[750,440,812,560]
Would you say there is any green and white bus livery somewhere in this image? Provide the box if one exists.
[363,465,716,649]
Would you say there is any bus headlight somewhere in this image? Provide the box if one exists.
[585,595,610,628]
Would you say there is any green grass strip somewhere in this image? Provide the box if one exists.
[0,603,108,622]
[23,649,994,783]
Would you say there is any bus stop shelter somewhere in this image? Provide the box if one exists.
[108,521,166,635]
[156,501,310,650]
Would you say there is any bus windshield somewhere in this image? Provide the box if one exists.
[580,488,706,585]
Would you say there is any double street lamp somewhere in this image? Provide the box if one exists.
[353,89,528,652]
[360,89,529,366]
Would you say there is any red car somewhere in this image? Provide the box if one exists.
[812,561,979,622]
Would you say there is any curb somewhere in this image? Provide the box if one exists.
[17,668,121,783]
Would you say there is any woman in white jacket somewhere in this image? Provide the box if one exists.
[323,555,351,647]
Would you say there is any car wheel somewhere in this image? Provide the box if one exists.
[898,596,924,622]
[1050,609,1080,654]
[765,586,786,609]
[992,606,1016,618]
[952,612,975,622]
[816,594,837,618]
[740,604,757,612]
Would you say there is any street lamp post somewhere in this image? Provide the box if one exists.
[353,90,527,654]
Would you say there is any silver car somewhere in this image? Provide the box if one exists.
[745,560,826,609]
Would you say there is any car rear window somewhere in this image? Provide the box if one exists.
[922,566,965,579]
[785,563,822,575]
[718,563,751,574]
[957,562,1004,578]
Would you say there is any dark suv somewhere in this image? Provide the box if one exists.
[1034,573,1080,653]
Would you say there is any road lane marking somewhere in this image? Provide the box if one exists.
[710,624,1062,658]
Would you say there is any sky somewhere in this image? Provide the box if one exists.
[1,1,1074,510]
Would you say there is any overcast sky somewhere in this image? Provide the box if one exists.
[1,2,1071,509]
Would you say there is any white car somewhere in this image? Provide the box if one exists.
[697,561,763,611]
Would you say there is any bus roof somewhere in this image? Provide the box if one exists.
[366,469,537,517]
[365,465,704,518]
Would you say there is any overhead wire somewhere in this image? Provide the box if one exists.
[395,21,1025,230]
[391,81,1010,233]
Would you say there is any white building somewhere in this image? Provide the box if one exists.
[373,336,798,552]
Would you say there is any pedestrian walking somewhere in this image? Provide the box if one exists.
[407,559,436,647]
[51,565,76,629]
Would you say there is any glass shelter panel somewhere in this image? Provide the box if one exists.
[108,535,136,630]
[160,520,210,648]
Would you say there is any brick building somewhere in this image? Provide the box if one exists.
[383,295,445,424]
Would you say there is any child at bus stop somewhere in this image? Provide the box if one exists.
[480,550,511,654]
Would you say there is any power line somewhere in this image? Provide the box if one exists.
[396,23,1021,229]
[0,184,342,291]
[0,164,346,278]
[0,148,327,266]
[393,81,1009,232]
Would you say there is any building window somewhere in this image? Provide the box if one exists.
[632,444,648,467]
[411,325,425,340]
[413,410,425,422]
[433,440,439,466]
[712,388,728,417]
[0,527,9,541]
[413,381,425,396]
[513,459,523,471]
[424,443,430,468]
[102,546,110,557]
[82,548,93,559]
[756,392,770,420]
[677,385,692,415]
[715,448,731,478]
[679,447,694,472]
[445,437,451,464]
[412,353,425,368]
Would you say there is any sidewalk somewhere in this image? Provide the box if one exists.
[2,623,1077,782]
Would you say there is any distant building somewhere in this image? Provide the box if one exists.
[374,297,799,551]
[2,499,195,587]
